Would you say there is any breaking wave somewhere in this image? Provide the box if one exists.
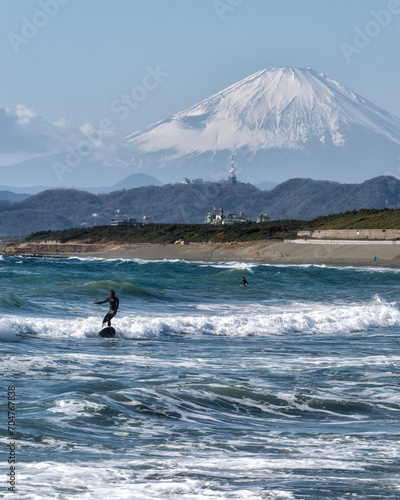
[2,297,400,341]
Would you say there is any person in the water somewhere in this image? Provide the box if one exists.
[92,290,119,326]
[241,277,248,286]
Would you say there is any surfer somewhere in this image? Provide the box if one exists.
[241,277,248,286]
[92,290,119,326]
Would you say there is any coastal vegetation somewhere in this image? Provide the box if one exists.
[26,208,400,244]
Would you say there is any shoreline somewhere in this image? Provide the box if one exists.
[3,240,400,268]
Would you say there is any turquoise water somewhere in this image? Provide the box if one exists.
[1,255,400,499]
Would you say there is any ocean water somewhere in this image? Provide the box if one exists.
[1,254,400,499]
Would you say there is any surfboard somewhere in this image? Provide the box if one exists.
[98,326,116,338]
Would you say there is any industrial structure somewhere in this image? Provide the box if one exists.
[110,218,138,226]
[228,155,237,185]
[204,207,251,225]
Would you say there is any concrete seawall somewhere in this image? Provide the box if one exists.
[288,239,400,245]
[298,229,400,240]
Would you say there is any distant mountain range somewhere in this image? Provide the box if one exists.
[0,191,30,202]
[0,174,271,198]
[0,171,163,196]
[1,175,400,237]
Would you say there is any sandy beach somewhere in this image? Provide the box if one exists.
[3,240,400,268]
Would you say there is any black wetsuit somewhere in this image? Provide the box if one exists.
[101,296,119,326]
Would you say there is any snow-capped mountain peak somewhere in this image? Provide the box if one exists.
[125,67,400,184]
[126,67,400,156]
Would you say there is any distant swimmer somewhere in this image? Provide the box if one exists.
[241,277,248,286]
[92,289,119,326]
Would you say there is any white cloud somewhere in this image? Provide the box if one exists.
[0,105,49,153]
[14,104,38,125]
[0,104,126,160]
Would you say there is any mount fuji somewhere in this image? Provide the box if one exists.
[125,67,400,185]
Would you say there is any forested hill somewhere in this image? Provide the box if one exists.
[1,175,400,237]
[23,208,400,245]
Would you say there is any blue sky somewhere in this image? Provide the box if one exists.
[0,0,399,167]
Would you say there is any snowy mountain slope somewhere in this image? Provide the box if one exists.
[125,67,400,184]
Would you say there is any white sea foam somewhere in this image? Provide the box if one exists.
[199,261,258,270]
[0,319,19,342]
[10,459,296,499]
[4,297,400,340]
[10,429,396,500]
[47,399,106,419]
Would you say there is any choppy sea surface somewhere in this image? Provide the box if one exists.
[1,254,400,499]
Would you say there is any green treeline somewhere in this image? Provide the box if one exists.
[27,208,400,244]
